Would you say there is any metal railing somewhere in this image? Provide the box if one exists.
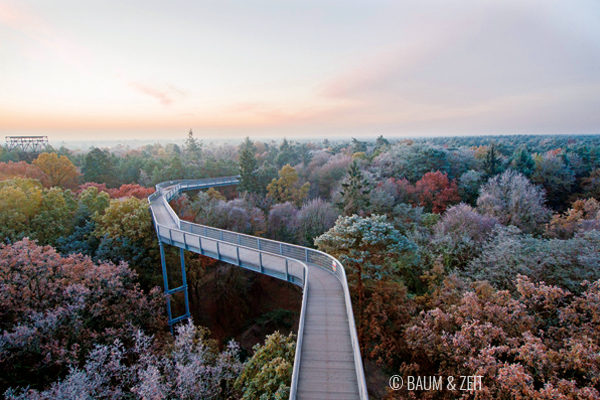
[149,176,368,400]
[154,223,307,286]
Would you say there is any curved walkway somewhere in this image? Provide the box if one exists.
[148,177,367,400]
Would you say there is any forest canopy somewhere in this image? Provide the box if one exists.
[1,134,600,399]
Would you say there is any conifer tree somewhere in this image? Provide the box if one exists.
[238,137,259,193]
[483,142,502,177]
[275,138,300,167]
[184,129,202,161]
[338,159,371,216]
[511,145,535,177]
[375,135,389,149]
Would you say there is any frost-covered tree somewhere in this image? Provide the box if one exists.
[401,276,600,400]
[209,198,266,236]
[477,169,551,234]
[6,321,242,400]
[0,239,167,394]
[296,199,339,247]
[435,203,499,243]
[432,203,498,269]
[370,143,450,181]
[465,226,600,293]
[306,153,351,199]
[267,202,299,243]
[368,178,398,215]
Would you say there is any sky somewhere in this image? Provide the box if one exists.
[1,0,600,141]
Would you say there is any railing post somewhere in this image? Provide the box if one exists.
[236,246,240,265]
[285,259,289,281]
[259,252,263,273]
[216,242,221,260]
[305,248,308,263]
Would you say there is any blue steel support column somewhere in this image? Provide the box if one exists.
[159,241,174,334]
[180,248,190,320]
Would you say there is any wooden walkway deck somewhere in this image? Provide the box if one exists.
[149,179,365,400]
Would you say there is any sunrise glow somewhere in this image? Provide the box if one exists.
[1,0,600,141]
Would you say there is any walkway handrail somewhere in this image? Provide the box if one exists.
[149,176,368,400]
[289,262,308,397]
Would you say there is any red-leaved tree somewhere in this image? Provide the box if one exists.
[77,182,110,195]
[108,184,155,200]
[413,171,460,213]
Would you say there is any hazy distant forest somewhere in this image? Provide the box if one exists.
[1,133,600,399]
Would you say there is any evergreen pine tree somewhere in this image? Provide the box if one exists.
[511,145,535,177]
[184,129,202,161]
[275,138,299,167]
[483,142,502,177]
[238,137,259,193]
[375,135,389,149]
[338,160,372,216]
[351,137,367,153]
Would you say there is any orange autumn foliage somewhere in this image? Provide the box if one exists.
[0,161,51,187]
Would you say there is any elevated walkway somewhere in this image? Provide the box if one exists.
[148,177,367,400]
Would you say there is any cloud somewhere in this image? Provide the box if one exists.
[313,1,600,134]
[127,81,187,106]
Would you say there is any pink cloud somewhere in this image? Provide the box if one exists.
[127,81,187,106]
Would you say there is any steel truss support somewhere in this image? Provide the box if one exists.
[5,136,49,152]
[159,242,190,334]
